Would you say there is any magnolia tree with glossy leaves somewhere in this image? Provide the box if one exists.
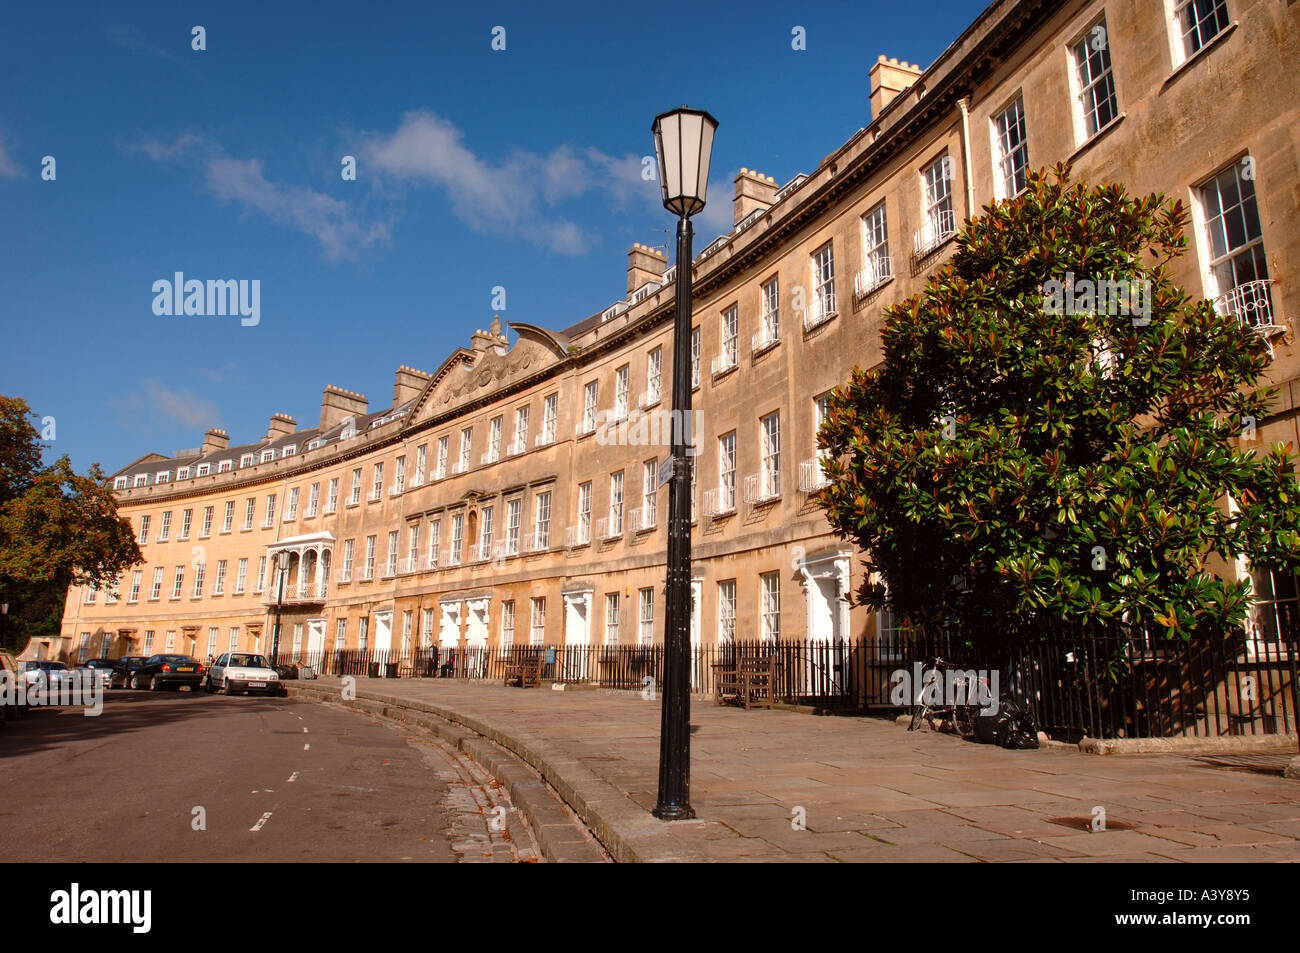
[817,165,1300,648]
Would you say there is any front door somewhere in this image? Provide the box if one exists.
[307,618,325,663]
[373,610,393,666]
[564,593,591,680]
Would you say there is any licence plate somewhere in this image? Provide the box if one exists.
[178,667,194,672]
[249,681,266,688]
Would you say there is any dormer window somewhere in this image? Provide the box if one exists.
[281,445,296,457]
[177,466,191,480]
[261,449,275,463]
[114,476,128,490]
[217,460,232,473]
[196,463,211,477]
[240,454,254,467]
[155,471,170,484]
[133,474,148,487]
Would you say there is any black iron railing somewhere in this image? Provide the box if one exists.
[273,627,1298,741]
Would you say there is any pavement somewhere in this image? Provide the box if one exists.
[291,677,1300,863]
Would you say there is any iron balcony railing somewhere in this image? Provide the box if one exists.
[752,321,780,353]
[799,458,830,492]
[913,208,957,258]
[802,294,837,331]
[854,256,893,297]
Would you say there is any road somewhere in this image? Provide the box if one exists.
[0,687,532,862]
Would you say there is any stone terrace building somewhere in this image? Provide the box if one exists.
[55,0,1299,669]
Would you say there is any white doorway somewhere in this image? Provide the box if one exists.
[799,553,851,697]
[563,590,593,681]
[439,602,461,649]
[465,598,489,649]
[373,610,393,664]
[307,618,325,660]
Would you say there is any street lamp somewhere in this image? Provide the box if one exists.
[651,106,717,821]
[271,550,290,665]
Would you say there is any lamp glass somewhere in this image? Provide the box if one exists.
[652,107,717,218]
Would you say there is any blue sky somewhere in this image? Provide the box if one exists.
[0,0,987,475]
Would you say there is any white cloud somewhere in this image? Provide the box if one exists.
[110,382,221,434]
[130,133,203,161]
[204,156,389,261]
[0,140,20,179]
[362,110,699,256]
[106,24,181,62]
[128,133,387,259]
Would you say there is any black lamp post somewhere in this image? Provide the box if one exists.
[271,550,290,665]
[651,106,717,821]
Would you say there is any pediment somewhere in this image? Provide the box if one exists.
[410,323,568,423]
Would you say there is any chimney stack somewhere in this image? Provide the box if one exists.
[470,316,509,354]
[320,386,368,431]
[870,56,923,118]
[627,243,667,296]
[267,413,296,441]
[393,365,431,408]
[201,428,230,455]
[733,168,779,225]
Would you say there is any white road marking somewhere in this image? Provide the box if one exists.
[304,743,310,751]
[250,812,273,832]
[287,772,299,783]
[303,727,309,733]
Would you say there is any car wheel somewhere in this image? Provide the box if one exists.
[222,679,236,696]
[150,676,161,691]
[130,674,144,690]
[205,677,214,694]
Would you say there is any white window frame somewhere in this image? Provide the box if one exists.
[638,588,654,646]
[1170,0,1231,65]
[719,432,737,512]
[992,94,1029,199]
[1070,20,1118,143]
[615,365,630,421]
[605,592,620,646]
[761,572,781,642]
[761,412,781,499]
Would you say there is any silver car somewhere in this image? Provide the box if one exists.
[206,653,285,696]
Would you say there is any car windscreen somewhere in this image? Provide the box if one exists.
[159,656,197,664]
[229,655,271,668]
[40,662,67,670]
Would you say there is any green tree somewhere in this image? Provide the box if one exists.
[0,396,142,653]
[817,165,1300,648]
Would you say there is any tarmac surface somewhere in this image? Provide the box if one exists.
[0,688,534,863]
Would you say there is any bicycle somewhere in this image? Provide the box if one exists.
[908,656,987,738]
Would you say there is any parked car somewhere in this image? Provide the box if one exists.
[207,653,285,696]
[79,658,119,690]
[21,661,74,692]
[0,649,29,727]
[112,657,149,689]
[129,655,204,691]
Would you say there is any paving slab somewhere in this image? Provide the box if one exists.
[289,677,1300,863]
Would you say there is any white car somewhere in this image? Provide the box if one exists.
[206,653,285,697]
